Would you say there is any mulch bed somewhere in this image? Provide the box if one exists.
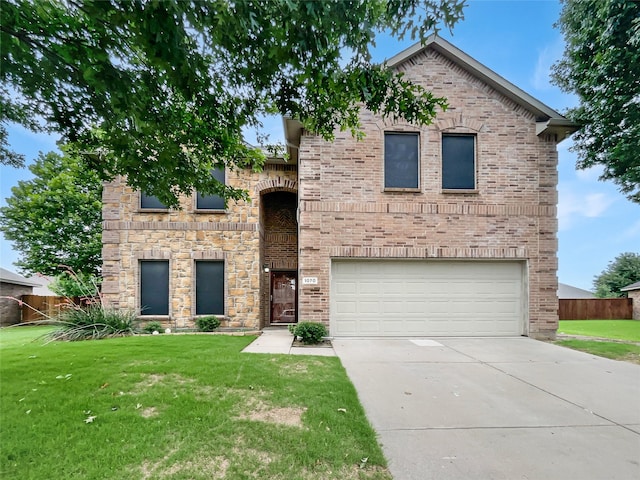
[291,338,333,348]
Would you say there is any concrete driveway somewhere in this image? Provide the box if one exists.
[333,337,640,480]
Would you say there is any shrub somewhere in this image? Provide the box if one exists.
[196,316,220,332]
[142,321,163,334]
[291,322,327,345]
[49,304,138,341]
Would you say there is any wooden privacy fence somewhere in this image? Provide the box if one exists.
[20,295,83,323]
[559,298,633,320]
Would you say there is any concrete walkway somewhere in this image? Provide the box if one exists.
[333,337,640,480]
[241,327,336,356]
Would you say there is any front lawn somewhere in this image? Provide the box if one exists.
[557,320,640,342]
[555,339,640,364]
[556,320,640,364]
[0,327,390,480]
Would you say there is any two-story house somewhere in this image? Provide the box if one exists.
[101,36,577,339]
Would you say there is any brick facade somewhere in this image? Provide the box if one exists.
[102,39,571,338]
[296,48,561,339]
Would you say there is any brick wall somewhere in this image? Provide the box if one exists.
[262,191,298,270]
[297,48,560,339]
[0,283,32,326]
[261,190,298,325]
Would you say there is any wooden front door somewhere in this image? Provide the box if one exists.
[270,271,297,324]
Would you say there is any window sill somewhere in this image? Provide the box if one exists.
[194,209,226,214]
[138,315,171,319]
[441,189,479,195]
[384,187,421,193]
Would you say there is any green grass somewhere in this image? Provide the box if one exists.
[558,320,640,342]
[555,320,640,364]
[555,339,640,364]
[0,327,390,480]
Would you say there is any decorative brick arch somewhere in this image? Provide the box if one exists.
[255,177,298,195]
[374,119,422,133]
[436,114,485,133]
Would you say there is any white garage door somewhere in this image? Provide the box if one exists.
[331,260,526,337]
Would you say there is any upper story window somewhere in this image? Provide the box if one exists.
[196,168,225,211]
[442,134,476,190]
[140,192,168,210]
[384,132,419,190]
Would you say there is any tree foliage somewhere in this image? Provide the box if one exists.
[1,0,466,207]
[0,149,102,277]
[49,271,101,298]
[552,0,640,203]
[593,252,640,298]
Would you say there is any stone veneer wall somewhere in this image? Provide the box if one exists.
[297,48,561,339]
[102,164,297,329]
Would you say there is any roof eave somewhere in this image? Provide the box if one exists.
[282,117,303,164]
[621,281,640,292]
[536,118,580,142]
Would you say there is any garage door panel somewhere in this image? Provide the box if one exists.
[382,300,405,313]
[335,300,357,314]
[404,282,427,294]
[334,281,357,295]
[406,301,428,314]
[359,301,381,314]
[331,260,525,337]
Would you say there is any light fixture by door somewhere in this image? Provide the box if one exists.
[263,264,270,273]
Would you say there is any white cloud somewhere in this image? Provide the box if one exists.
[575,164,605,182]
[558,186,615,231]
[532,36,565,91]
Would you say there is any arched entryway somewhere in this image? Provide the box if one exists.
[260,190,298,326]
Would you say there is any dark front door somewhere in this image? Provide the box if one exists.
[270,271,297,324]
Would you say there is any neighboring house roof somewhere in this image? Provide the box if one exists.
[621,281,640,292]
[0,267,40,288]
[283,35,580,161]
[28,276,57,296]
[558,283,595,299]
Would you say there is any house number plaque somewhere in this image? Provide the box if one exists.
[302,277,318,285]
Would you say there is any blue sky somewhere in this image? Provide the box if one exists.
[1,0,638,291]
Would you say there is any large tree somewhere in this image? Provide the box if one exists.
[593,252,640,298]
[552,0,640,203]
[0,149,103,277]
[1,0,465,207]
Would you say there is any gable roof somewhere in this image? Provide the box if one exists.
[621,281,640,292]
[284,35,579,161]
[0,267,40,288]
[557,282,595,299]
[386,35,578,140]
